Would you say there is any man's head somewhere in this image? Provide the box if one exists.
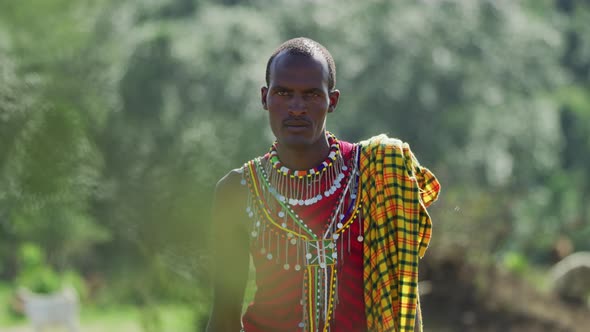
[262,37,340,149]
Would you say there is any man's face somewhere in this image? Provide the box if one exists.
[261,51,339,149]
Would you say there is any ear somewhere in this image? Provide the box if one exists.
[328,89,340,113]
[261,86,269,110]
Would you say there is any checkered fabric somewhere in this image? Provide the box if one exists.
[359,135,441,332]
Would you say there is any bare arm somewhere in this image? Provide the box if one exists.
[206,170,250,332]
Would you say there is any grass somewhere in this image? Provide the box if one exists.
[0,282,25,327]
[2,303,197,332]
[0,281,201,332]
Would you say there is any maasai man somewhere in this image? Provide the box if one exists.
[206,37,441,332]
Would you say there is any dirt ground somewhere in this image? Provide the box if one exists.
[420,248,590,332]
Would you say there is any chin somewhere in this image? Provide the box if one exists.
[274,127,323,148]
[280,135,312,148]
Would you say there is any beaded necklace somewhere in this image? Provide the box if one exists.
[265,132,347,207]
[241,135,363,332]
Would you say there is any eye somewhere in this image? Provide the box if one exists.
[275,90,290,96]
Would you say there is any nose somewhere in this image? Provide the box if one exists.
[288,94,307,116]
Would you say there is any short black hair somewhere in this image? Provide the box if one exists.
[265,37,336,91]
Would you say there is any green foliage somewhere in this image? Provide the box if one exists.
[502,251,530,276]
[15,243,60,294]
[15,243,86,295]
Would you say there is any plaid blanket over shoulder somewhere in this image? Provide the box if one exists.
[359,135,441,332]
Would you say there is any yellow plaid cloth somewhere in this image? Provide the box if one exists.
[359,135,441,332]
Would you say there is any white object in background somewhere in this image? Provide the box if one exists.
[16,286,80,332]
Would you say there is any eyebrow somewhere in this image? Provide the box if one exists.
[303,88,325,94]
[271,85,291,91]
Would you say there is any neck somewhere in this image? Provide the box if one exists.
[275,134,331,170]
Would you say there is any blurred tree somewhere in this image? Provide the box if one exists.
[551,0,590,254]
[0,5,109,276]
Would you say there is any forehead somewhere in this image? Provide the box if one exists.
[269,51,330,89]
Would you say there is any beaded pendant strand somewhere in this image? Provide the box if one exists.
[241,135,363,332]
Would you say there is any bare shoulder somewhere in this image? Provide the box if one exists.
[215,167,248,199]
[212,167,249,227]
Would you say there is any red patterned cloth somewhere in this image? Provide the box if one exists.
[242,141,367,332]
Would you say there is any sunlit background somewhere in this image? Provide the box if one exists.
[1,0,589,331]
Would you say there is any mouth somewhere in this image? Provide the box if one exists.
[283,120,310,128]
